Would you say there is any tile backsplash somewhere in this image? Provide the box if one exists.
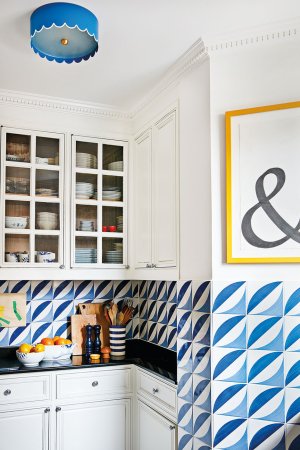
[0,280,177,351]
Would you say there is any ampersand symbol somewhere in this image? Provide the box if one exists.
[241,167,300,248]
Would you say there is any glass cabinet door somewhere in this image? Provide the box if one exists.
[1,128,64,267]
[72,136,127,267]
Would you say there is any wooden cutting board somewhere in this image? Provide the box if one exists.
[78,303,110,348]
[71,314,97,355]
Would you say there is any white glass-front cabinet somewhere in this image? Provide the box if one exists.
[1,127,64,268]
[134,109,177,270]
[71,136,128,268]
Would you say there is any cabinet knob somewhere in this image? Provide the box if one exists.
[146,264,151,268]
[59,264,65,269]
[56,407,61,412]
[44,408,50,413]
[169,425,176,431]
[3,389,11,396]
[152,264,157,268]
[152,388,159,394]
[92,381,99,387]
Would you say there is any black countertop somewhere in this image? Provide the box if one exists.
[0,340,177,384]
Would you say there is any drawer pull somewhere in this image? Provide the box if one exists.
[169,425,176,431]
[152,388,159,394]
[3,389,11,396]
[56,407,61,412]
[44,408,50,413]
[92,381,99,387]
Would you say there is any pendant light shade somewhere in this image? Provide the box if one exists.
[30,2,98,63]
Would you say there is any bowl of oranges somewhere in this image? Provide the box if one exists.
[41,336,74,361]
[16,343,45,367]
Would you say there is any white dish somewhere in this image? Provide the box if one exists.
[16,350,45,367]
[43,344,75,361]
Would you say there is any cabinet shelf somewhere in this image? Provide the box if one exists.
[75,231,98,237]
[102,201,124,208]
[75,167,98,175]
[102,232,124,238]
[102,170,124,177]
[5,161,31,169]
[35,164,60,171]
[34,230,60,236]
[35,196,60,203]
[4,228,30,235]
[75,199,98,206]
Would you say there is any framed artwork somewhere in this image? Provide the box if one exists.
[0,293,26,327]
[226,101,300,263]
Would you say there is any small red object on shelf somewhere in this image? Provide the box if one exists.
[102,226,108,232]
[109,225,117,232]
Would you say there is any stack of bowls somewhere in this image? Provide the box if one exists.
[37,212,58,230]
[116,216,123,232]
[102,186,121,201]
[5,216,28,229]
[36,251,56,263]
[107,161,123,171]
[106,242,123,263]
[79,220,95,231]
[76,182,94,199]
[76,152,97,169]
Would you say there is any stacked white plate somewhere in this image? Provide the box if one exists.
[76,152,97,169]
[36,188,57,197]
[75,248,97,263]
[37,212,58,230]
[79,220,95,231]
[102,186,121,201]
[116,216,123,232]
[106,250,123,263]
[107,161,123,171]
[76,182,94,199]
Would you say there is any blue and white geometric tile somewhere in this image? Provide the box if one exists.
[286,388,300,424]
[31,300,53,322]
[193,312,210,346]
[74,280,94,300]
[192,437,211,450]
[177,281,192,311]
[167,302,177,327]
[177,309,192,341]
[0,281,8,293]
[147,281,157,300]
[53,281,74,300]
[52,321,71,340]
[178,398,193,434]
[9,280,31,300]
[167,281,177,304]
[212,314,246,349]
[132,281,139,298]
[9,324,31,346]
[31,322,53,344]
[212,347,247,383]
[247,281,283,316]
[167,326,177,351]
[139,299,148,320]
[157,281,167,301]
[212,381,247,418]
[248,384,284,422]
[26,301,31,324]
[114,280,132,299]
[178,338,193,372]
[53,300,74,322]
[247,315,283,351]
[193,406,211,445]
[192,281,210,313]
[286,424,300,449]
[126,321,132,339]
[132,318,139,339]
[147,321,157,344]
[247,350,284,387]
[147,300,157,322]
[178,427,193,450]
[139,320,148,341]
[212,414,247,449]
[157,301,167,324]
[157,324,167,347]
[247,419,285,450]
[0,328,9,346]
[192,343,210,378]
[212,281,246,315]
[132,297,139,318]
[139,281,147,299]
[285,352,300,388]
[31,281,53,301]
[285,283,300,316]
[285,316,300,352]
[178,368,193,403]
[94,281,113,300]
[193,374,211,412]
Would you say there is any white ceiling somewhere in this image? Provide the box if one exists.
[0,0,299,109]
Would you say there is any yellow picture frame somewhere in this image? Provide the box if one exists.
[226,100,300,264]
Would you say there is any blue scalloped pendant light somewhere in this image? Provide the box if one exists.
[30,2,98,63]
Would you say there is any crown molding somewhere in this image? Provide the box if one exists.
[0,89,132,121]
[130,39,208,118]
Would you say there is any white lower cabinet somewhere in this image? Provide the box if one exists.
[137,400,176,450]
[0,407,50,450]
[56,399,131,450]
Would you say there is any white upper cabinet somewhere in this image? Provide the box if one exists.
[133,108,178,273]
[134,129,152,268]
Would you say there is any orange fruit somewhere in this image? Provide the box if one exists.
[41,337,54,346]
[53,336,61,343]
[19,343,32,353]
[54,338,67,345]
[64,339,72,345]
[30,347,36,353]
[35,343,45,353]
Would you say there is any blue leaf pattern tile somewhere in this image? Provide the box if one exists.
[247,282,283,316]
[74,280,94,300]
[94,281,113,300]
[53,281,73,300]
[212,414,247,449]
[31,281,53,301]
[248,384,284,422]
[248,419,285,450]
[286,424,300,450]
[213,281,246,315]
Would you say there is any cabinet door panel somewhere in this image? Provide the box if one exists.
[134,130,152,268]
[137,400,176,450]
[153,112,177,267]
[0,407,49,450]
[57,400,130,450]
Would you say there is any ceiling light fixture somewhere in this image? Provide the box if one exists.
[30,2,98,64]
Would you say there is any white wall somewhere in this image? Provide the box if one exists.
[210,38,300,280]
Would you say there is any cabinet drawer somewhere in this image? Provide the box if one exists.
[0,375,50,405]
[136,369,177,415]
[56,368,132,400]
